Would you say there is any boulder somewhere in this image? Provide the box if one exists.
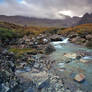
[74,73,85,82]
[76,55,81,60]
[34,63,40,69]
[69,36,79,42]
[43,38,48,44]
[9,52,15,56]
[85,40,92,48]
[70,37,86,45]
[50,35,62,42]
[86,34,92,40]
[2,49,8,55]
[19,45,25,49]
[45,44,56,54]
[69,34,78,39]
[38,79,50,89]
[17,62,27,68]
[51,38,62,41]
[65,58,72,63]
[80,59,88,63]
[64,53,77,59]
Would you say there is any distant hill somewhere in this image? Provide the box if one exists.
[77,13,92,25]
[0,15,80,27]
[0,13,92,28]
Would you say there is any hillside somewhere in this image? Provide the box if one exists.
[0,21,58,41]
[58,23,92,35]
[0,21,92,37]
[0,15,80,27]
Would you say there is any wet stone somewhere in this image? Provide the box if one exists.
[80,59,89,63]
[2,49,8,55]
[76,56,81,60]
[64,53,77,59]
[65,58,72,64]
[38,79,50,89]
[74,73,85,83]
[34,63,40,69]
[45,44,56,54]
[25,87,35,92]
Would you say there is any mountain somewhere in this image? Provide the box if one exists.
[0,15,80,27]
[77,13,92,25]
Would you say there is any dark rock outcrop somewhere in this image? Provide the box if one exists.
[77,13,92,25]
[50,35,62,42]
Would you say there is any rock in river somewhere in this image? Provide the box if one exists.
[50,35,62,42]
[45,44,56,54]
[74,73,85,82]
[38,79,50,89]
[80,59,89,63]
[64,53,77,59]
[86,34,92,40]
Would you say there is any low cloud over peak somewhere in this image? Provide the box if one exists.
[0,0,92,19]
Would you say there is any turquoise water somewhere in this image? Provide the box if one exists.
[50,39,92,92]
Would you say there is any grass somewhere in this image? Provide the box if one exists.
[23,26,59,36]
[0,22,92,38]
[58,23,92,36]
[8,48,38,57]
[0,21,59,38]
[0,27,18,41]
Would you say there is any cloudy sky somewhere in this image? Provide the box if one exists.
[0,0,92,19]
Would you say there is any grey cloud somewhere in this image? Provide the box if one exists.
[0,0,92,19]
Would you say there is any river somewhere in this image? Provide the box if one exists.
[50,38,92,92]
[15,38,92,92]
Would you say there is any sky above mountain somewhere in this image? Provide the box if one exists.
[0,0,92,19]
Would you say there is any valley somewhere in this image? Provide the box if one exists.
[0,21,92,92]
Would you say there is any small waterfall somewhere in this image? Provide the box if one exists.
[61,38,69,43]
[51,38,69,48]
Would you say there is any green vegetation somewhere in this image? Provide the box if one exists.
[0,22,59,38]
[8,48,38,57]
[0,21,24,38]
[0,27,18,41]
[0,22,92,39]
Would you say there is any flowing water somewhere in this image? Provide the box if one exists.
[50,38,92,92]
[15,38,92,92]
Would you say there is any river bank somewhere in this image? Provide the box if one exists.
[0,33,92,92]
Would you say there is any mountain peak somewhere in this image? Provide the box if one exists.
[77,12,92,25]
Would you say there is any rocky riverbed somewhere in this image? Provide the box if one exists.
[0,33,92,92]
[50,38,92,92]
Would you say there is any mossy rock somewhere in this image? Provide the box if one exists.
[86,40,92,48]
[8,48,38,57]
[45,44,56,54]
